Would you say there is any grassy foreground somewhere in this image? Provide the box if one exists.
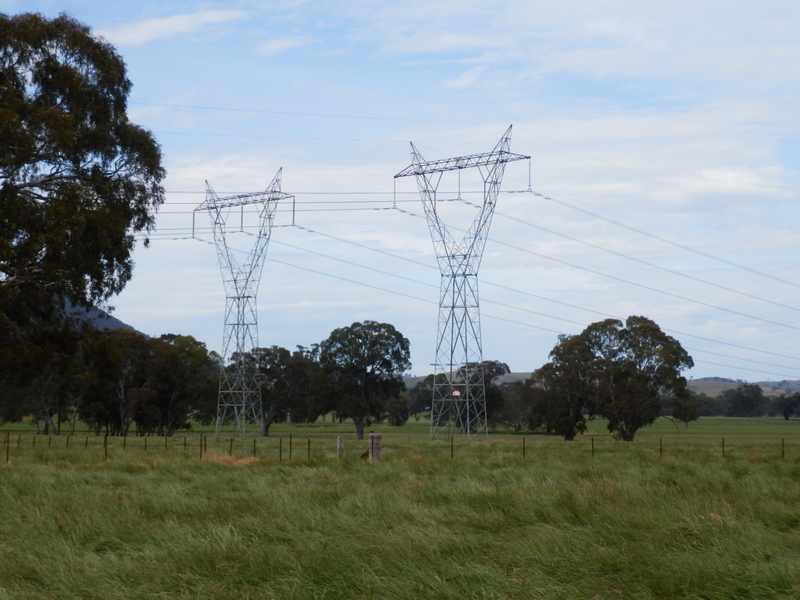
[1,418,799,599]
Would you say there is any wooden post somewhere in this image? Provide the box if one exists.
[85,436,88,449]
[591,437,595,457]
[144,437,148,451]
[368,433,382,462]
[164,436,168,450]
[229,437,234,457]
[337,436,344,459]
[184,436,187,451]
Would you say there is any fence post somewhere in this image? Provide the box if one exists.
[368,433,382,462]
[229,437,233,457]
[337,436,344,459]
[307,438,311,461]
[85,436,88,449]
[253,438,257,458]
[591,437,595,457]
[184,436,187,451]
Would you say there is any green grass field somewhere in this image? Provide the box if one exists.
[1,418,799,599]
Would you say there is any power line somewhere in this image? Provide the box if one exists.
[492,206,800,315]
[145,213,800,344]
[527,189,800,290]
[144,232,800,378]
[514,124,800,244]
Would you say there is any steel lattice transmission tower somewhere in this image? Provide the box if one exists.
[194,169,293,440]
[395,126,529,440]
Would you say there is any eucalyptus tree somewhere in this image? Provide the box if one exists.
[320,321,411,439]
[0,12,164,401]
[537,316,693,441]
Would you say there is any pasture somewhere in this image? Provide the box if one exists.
[1,418,799,599]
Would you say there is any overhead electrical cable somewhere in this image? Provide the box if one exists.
[274,224,800,366]
[526,189,800,289]
[514,124,800,242]
[141,217,800,363]
[143,231,800,377]
[491,207,800,315]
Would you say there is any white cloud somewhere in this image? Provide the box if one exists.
[443,66,486,90]
[257,35,316,56]
[99,10,247,46]
[688,167,792,198]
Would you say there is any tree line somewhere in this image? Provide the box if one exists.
[0,320,411,440]
[416,316,799,441]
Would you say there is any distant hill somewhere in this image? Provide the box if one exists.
[685,377,799,397]
[65,300,139,333]
[404,373,800,397]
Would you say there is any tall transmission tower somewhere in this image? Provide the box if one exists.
[395,126,529,440]
[194,168,293,440]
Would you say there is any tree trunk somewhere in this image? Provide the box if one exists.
[354,418,365,440]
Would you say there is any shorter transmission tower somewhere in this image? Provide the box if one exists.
[395,126,528,440]
[194,169,293,440]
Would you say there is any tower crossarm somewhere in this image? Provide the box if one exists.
[394,150,529,178]
[194,169,294,213]
[194,188,294,212]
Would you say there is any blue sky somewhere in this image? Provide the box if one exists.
[6,0,800,382]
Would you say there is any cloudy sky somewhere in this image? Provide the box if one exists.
[8,0,800,381]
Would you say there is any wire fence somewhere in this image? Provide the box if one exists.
[2,430,797,466]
